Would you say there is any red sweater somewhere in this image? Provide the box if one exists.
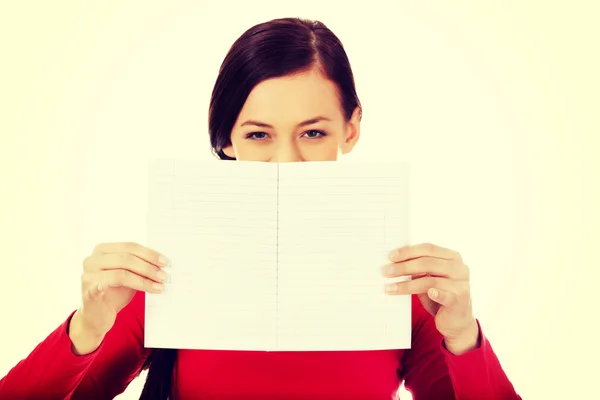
[0,292,520,400]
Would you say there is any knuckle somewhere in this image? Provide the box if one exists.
[115,269,128,283]
[81,272,97,292]
[93,243,106,253]
[127,254,147,274]
[123,242,140,252]
[145,263,158,277]
[457,284,470,301]
[422,257,436,269]
[118,252,134,265]
[407,258,421,272]
[106,269,124,285]
[82,256,93,270]
[423,242,435,252]
[463,264,471,280]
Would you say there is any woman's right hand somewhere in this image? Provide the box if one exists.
[69,242,170,353]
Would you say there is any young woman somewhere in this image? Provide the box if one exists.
[0,18,521,400]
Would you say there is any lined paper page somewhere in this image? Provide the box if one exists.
[276,161,411,351]
[145,159,278,350]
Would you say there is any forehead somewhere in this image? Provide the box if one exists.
[237,69,343,123]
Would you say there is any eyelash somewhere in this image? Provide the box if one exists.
[245,130,328,140]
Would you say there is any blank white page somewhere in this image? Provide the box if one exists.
[276,161,411,351]
[145,159,278,350]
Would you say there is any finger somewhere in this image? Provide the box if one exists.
[83,279,106,303]
[93,242,170,268]
[102,269,164,293]
[427,288,458,307]
[384,276,456,295]
[382,257,453,279]
[84,253,167,283]
[389,243,460,263]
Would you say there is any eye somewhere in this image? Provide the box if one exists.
[245,132,270,140]
[302,130,327,139]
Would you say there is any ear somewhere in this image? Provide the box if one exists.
[340,106,361,155]
[221,144,236,159]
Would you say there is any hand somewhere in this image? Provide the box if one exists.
[74,242,170,339]
[382,243,478,352]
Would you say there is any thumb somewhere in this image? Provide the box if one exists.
[427,288,455,307]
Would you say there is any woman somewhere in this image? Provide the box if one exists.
[0,17,521,400]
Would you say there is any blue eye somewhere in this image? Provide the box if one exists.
[303,130,327,139]
[246,132,269,140]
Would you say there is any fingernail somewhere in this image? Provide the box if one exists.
[152,282,164,292]
[382,265,395,276]
[388,250,399,261]
[156,269,167,282]
[385,283,396,294]
[158,255,170,267]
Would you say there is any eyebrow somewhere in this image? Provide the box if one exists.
[240,116,332,129]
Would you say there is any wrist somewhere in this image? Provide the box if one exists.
[69,309,106,355]
[444,319,480,355]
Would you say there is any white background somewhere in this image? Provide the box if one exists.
[1,1,598,399]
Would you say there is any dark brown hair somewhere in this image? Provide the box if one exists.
[139,16,361,399]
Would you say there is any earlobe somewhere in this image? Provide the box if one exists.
[221,145,236,159]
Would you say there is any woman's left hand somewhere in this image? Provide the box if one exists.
[382,243,480,354]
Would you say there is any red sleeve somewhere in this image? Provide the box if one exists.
[0,291,149,400]
[401,295,521,400]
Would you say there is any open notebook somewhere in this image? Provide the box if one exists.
[145,159,411,351]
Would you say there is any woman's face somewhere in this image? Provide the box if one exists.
[222,68,361,162]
